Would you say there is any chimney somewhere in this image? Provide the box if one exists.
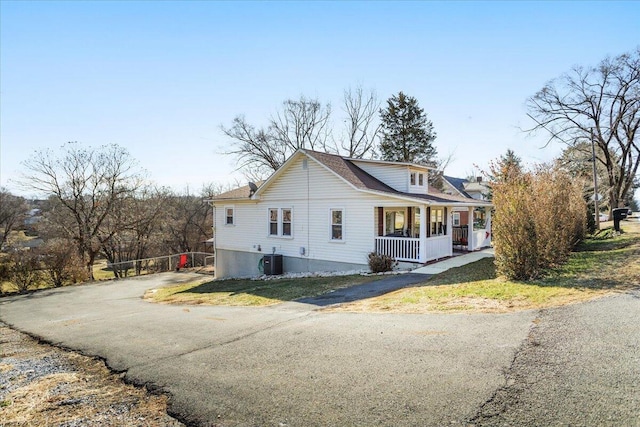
[476,177,482,183]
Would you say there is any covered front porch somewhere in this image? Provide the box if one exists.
[373,205,491,263]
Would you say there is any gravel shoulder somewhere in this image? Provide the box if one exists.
[0,322,183,427]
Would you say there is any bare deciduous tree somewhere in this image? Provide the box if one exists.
[160,188,212,254]
[526,48,640,213]
[221,96,332,179]
[20,142,144,279]
[0,188,27,251]
[341,86,381,158]
[99,186,168,277]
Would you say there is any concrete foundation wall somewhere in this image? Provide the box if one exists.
[216,249,368,279]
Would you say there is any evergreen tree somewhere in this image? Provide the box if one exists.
[494,149,523,182]
[378,92,437,164]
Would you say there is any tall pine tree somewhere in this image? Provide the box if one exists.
[379,91,437,164]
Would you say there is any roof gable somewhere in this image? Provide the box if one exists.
[443,175,472,198]
[227,150,491,207]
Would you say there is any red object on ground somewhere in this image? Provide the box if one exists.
[177,254,188,270]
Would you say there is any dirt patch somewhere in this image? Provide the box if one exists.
[0,323,183,426]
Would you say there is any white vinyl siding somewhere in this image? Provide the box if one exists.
[350,161,410,192]
[213,154,448,268]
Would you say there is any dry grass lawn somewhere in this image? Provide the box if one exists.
[332,220,640,314]
[0,323,183,426]
[146,274,383,306]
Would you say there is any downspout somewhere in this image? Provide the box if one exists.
[210,203,217,279]
[307,158,310,269]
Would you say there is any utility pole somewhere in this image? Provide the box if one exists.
[591,128,600,231]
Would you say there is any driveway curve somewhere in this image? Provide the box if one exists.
[0,272,541,426]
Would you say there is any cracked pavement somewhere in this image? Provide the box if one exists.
[1,273,638,426]
[470,289,640,426]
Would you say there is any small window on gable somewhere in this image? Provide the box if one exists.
[225,206,234,225]
[418,173,424,186]
[410,172,416,186]
[330,209,344,241]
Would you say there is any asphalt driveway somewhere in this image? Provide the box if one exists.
[1,272,638,426]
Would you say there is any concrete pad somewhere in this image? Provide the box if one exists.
[412,248,494,275]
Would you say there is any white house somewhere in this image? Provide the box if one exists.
[210,150,492,279]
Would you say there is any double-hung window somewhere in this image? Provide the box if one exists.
[282,209,292,236]
[330,208,344,241]
[268,208,293,237]
[452,212,461,226]
[431,208,445,236]
[225,206,235,225]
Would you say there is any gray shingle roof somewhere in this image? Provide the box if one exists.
[213,181,263,200]
[443,175,472,198]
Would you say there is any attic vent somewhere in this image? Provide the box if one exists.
[302,159,308,170]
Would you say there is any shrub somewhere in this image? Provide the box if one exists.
[492,163,586,280]
[7,249,42,293]
[40,238,88,287]
[368,252,397,273]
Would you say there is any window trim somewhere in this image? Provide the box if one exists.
[409,169,427,190]
[224,205,235,226]
[329,208,345,242]
[452,212,461,227]
[282,208,292,237]
[430,207,446,236]
[268,207,294,238]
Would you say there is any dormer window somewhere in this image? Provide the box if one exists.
[409,169,427,194]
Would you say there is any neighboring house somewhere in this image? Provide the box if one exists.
[441,175,492,246]
[210,150,492,279]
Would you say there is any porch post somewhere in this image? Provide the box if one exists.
[447,206,453,257]
[419,205,427,262]
[485,208,492,246]
[468,207,474,251]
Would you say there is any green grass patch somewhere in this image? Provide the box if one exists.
[146,274,384,306]
[334,221,640,313]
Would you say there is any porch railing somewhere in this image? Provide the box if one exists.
[375,237,420,262]
[375,234,455,263]
[452,226,468,246]
[423,235,451,262]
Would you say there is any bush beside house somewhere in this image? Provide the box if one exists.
[492,164,586,280]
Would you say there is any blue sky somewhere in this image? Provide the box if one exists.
[1,1,639,197]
